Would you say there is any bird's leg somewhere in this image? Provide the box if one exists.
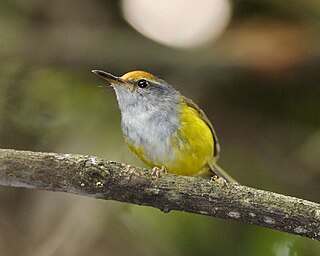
[151,166,167,178]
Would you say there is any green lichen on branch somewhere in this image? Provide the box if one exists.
[0,148,319,240]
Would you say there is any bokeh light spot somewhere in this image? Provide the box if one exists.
[121,0,232,48]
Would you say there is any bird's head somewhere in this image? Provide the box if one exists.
[92,70,179,112]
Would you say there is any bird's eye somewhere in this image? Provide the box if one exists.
[137,79,149,88]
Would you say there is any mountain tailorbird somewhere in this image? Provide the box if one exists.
[92,70,235,182]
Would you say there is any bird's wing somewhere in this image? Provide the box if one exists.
[182,96,220,157]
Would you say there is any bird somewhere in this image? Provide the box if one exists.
[92,69,235,182]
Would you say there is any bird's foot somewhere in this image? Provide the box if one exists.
[151,166,167,178]
[210,175,228,187]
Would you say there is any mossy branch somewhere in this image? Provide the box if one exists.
[0,148,319,240]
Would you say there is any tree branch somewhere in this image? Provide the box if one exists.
[0,148,319,240]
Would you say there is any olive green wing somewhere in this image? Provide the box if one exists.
[182,96,220,157]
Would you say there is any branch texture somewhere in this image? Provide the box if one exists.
[0,149,319,240]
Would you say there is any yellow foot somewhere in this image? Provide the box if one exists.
[151,166,167,178]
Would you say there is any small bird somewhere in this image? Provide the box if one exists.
[92,70,235,182]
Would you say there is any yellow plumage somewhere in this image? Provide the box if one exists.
[167,97,214,176]
[125,96,217,177]
[92,69,236,182]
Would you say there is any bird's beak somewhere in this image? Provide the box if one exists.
[92,70,132,89]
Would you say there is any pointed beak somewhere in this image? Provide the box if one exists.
[92,70,130,88]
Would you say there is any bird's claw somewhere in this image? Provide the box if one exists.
[210,175,228,186]
[151,166,167,178]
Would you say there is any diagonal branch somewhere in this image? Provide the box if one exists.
[0,148,319,240]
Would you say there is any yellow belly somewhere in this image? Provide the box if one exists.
[166,100,214,176]
[125,99,215,177]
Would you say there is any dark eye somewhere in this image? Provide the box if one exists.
[137,79,149,88]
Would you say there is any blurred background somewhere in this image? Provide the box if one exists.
[0,0,319,255]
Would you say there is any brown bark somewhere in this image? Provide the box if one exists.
[0,148,319,240]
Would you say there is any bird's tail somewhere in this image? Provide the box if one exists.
[209,163,238,184]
